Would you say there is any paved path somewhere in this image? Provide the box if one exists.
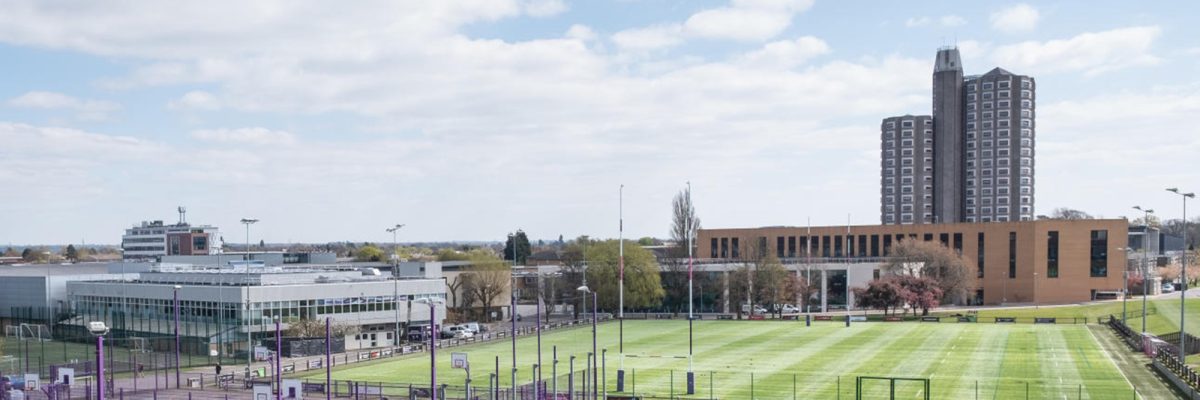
[1088,324,1183,399]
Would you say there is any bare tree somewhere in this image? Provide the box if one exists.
[283,318,357,338]
[446,274,467,311]
[1049,207,1094,220]
[663,186,702,315]
[462,261,511,322]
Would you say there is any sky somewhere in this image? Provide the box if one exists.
[1,0,1198,246]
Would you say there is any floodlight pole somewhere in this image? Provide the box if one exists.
[325,317,332,400]
[387,224,404,349]
[274,316,282,400]
[97,335,105,400]
[173,285,182,389]
[241,217,258,372]
[1135,206,1155,334]
[1167,187,1194,363]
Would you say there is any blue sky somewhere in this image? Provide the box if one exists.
[1,0,1198,245]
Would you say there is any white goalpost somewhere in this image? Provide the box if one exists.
[18,323,51,341]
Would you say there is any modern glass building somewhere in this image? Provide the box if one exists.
[64,264,446,362]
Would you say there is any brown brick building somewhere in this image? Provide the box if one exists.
[697,219,1127,305]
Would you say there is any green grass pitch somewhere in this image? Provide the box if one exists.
[313,320,1138,399]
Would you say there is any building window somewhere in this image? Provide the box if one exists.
[720,238,728,258]
[1091,230,1108,277]
[777,236,785,258]
[1047,231,1059,278]
[787,236,796,258]
[1008,232,1017,279]
[731,238,740,258]
[977,233,985,278]
[953,233,963,255]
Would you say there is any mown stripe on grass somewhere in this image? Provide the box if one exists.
[1036,326,1083,399]
[798,323,922,398]
[934,324,1000,399]
[742,322,900,398]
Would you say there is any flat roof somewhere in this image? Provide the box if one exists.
[0,263,112,276]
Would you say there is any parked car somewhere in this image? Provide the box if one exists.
[407,324,432,342]
[1164,282,1176,293]
[775,304,800,314]
[460,322,482,334]
[441,324,465,339]
[741,304,768,314]
[454,329,475,339]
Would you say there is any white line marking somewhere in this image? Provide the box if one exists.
[1087,326,1137,392]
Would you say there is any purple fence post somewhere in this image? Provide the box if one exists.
[327,317,332,400]
[97,336,106,400]
[120,387,124,400]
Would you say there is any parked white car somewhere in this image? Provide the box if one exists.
[1164,282,1176,294]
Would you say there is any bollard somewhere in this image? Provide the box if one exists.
[189,392,193,400]
[806,313,811,327]
[120,388,124,400]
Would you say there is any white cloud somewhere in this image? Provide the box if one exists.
[191,127,296,146]
[565,24,596,42]
[7,91,120,120]
[940,15,967,27]
[905,17,931,28]
[168,90,222,111]
[683,7,794,41]
[992,26,1161,76]
[521,0,566,17]
[906,15,966,28]
[991,4,1039,33]
[737,36,830,69]
[1037,87,1200,215]
[613,0,814,49]
[0,0,944,243]
[612,24,684,51]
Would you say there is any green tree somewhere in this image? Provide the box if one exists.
[354,245,385,262]
[21,247,33,261]
[503,230,532,264]
[637,237,656,246]
[64,244,78,262]
[583,240,664,311]
[436,248,470,261]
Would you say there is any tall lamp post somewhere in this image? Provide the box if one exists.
[1167,187,1194,362]
[685,183,697,395]
[415,298,445,400]
[618,184,624,354]
[173,285,182,389]
[87,321,110,400]
[386,224,405,347]
[240,217,259,371]
[1134,205,1155,334]
[577,286,598,400]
